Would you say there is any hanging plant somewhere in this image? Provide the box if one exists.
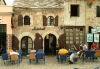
[88,0,94,3]
[87,0,94,8]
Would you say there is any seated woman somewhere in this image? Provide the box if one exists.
[69,46,84,64]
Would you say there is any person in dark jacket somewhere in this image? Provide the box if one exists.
[0,44,6,55]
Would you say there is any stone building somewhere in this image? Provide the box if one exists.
[0,0,13,50]
[12,0,100,55]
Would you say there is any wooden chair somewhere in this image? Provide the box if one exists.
[10,54,19,66]
[30,50,36,52]
[96,50,100,57]
[29,54,36,63]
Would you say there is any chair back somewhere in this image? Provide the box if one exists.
[37,49,44,53]
[30,50,36,52]
[96,50,100,57]
[17,50,22,56]
[11,55,18,61]
[29,54,36,59]
[84,50,94,57]
[36,52,45,59]
[59,55,67,60]
[1,53,8,60]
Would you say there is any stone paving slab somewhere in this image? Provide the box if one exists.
[0,56,100,69]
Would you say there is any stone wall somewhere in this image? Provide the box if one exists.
[13,8,64,40]
[86,1,100,31]
[6,34,12,49]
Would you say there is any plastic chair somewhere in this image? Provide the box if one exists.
[7,49,13,54]
[10,54,19,66]
[1,53,9,65]
[36,52,45,64]
[84,50,94,61]
[95,50,100,57]
[37,49,44,53]
[30,50,36,52]
[29,54,36,63]
[17,50,23,62]
[59,54,67,64]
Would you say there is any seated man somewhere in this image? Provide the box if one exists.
[58,46,68,55]
[69,46,84,64]
[57,46,68,62]
[80,42,88,50]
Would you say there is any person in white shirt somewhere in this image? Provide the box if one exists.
[80,42,88,50]
[10,51,19,55]
[10,48,19,55]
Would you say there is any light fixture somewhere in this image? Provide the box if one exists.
[46,34,49,39]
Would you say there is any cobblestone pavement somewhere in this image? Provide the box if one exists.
[0,55,100,69]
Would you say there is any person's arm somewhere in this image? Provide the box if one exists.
[85,45,88,50]
[95,45,98,50]
[73,45,77,50]
[90,45,93,49]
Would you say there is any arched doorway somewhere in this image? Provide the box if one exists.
[44,34,56,55]
[21,36,33,56]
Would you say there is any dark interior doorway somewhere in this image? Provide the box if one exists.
[0,24,6,50]
[0,32,6,49]
[44,34,56,55]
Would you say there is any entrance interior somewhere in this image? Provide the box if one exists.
[21,36,33,56]
[44,34,56,55]
[0,32,6,48]
[0,24,6,50]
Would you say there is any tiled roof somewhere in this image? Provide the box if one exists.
[13,0,64,8]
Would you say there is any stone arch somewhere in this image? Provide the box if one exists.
[42,31,59,40]
[17,32,35,49]
[18,32,35,41]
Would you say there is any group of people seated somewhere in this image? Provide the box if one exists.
[56,42,98,64]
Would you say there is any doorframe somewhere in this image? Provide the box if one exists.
[44,34,57,55]
[17,32,35,49]
[42,31,59,50]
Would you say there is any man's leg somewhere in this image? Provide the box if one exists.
[69,53,75,64]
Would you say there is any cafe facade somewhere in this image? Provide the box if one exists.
[12,0,100,55]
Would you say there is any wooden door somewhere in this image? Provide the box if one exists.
[65,26,85,50]
[12,35,19,50]
[58,33,66,48]
[34,33,43,50]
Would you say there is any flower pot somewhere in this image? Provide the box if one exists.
[88,0,94,3]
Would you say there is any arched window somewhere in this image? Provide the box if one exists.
[24,15,30,25]
[47,16,54,26]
